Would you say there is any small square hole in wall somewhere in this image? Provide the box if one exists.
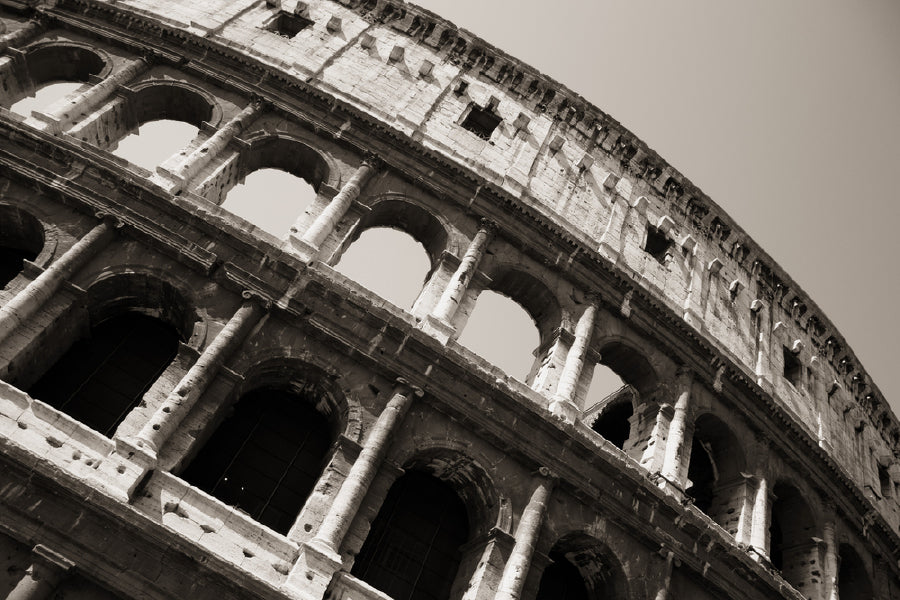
[643,226,671,263]
[460,101,502,141]
[264,11,313,38]
[783,347,802,387]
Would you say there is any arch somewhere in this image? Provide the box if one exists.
[770,481,819,592]
[24,271,194,437]
[594,339,659,398]
[0,205,44,289]
[590,391,634,450]
[486,267,561,345]
[335,198,446,310]
[838,544,873,600]
[126,81,218,129]
[351,470,469,600]
[686,414,746,530]
[238,135,332,192]
[27,312,180,437]
[179,385,334,535]
[537,532,631,600]
[22,42,108,87]
[350,197,449,270]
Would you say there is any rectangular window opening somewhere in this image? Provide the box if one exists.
[461,103,502,140]
[879,464,892,499]
[783,347,802,387]
[265,11,313,38]
[643,226,671,264]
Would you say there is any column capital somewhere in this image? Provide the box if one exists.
[361,153,384,171]
[32,545,74,573]
[241,289,272,310]
[394,376,424,398]
[477,217,499,235]
[94,212,124,229]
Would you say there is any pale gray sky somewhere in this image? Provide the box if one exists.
[411,0,900,411]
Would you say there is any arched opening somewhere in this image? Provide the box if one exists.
[26,312,180,437]
[335,228,431,309]
[0,205,43,289]
[536,533,629,600]
[180,386,333,535]
[838,544,874,600]
[456,290,539,380]
[221,169,316,237]
[351,471,469,600]
[334,199,446,311]
[770,482,818,592]
[583,342,657,451]
[4,44,104,111]
[220,137,329,236]
[112,119,200,171]
[111,84,213,170]
[686,414,746,534]
[590,399,633,450]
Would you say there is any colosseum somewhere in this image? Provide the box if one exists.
[0,0,895,599]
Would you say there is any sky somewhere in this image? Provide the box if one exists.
[410,0,900,412]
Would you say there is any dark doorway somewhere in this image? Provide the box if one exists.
[28,312,179,437]
[352,471,469,600]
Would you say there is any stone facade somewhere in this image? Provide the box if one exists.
[0,0,896,599]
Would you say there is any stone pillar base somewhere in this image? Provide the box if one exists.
[285,235,319,262]
[418,313,456,345]
[284,540,343,600]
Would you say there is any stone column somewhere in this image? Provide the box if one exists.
[823,517,838,600]
[660,369,693,486]
[749,476,771,559]
[164,100,265,188]
[495,470,555,600]
[598,194,639,261]
[8,545,73,600]
[121,292,267,462]
[654,550,675,600]
[292,159,378,256]
[0,20,44,54]
[36,57,149,133]
[421,220,496,343]
[0,218,116,345]
[289,379,421,600]
[549,301,598,422]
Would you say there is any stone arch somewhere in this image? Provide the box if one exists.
[179,357,348,535]
[4,42,109,107]
[588,388,636,450]
[126,80,220,129]
[594,339,660,399]
[838,543,874,600]
[25,271,197,437]
[84,270,200,344]
[687,413,747,533]
[348,195,450,271]
[770,480,820,592]
[483,267,562,346]
[0,204,44,288]
[238,133,338,192]
[536,532,632,600]
[351,445,503,600]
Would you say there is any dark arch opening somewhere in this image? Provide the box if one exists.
[180,387,333,535]
[591,400,633,450]
[595,341,658,398]
[537,534,629,600]
[26,312,179,437]
[351,471,469,600]
[770,482,817,588]
[0,205,43,289]
[838,544,873,600]
[129,84,214,129]
[686,415,746,530]
[536,550,589,600]
[240,137,329,192]
[24,45,105,86]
